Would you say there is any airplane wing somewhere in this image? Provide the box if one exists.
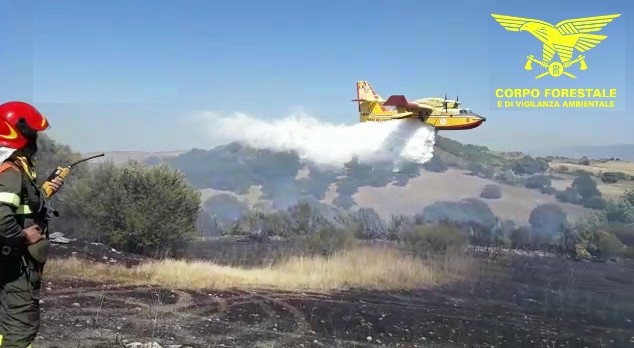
[490,14,553,32]
[385,95,433,111]
[389,112,414,119]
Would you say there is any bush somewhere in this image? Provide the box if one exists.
[386,215,416,241]
[419,198,497,230]
[556,187,582,204]
[525,174,552,189]
[583,197,607,210]
[602,223,634,247]
[423,156,448,173]
[529,204,568,236]
[574,211,608,241]
[467,162,494,178]
[603,199,634,223]
[354,208,387,239]
[283,201,333,237]
[624,190,634,206]
[226,210,288,241]
[511,156,549,175]
[509,227,532,249]
[593,230,625,260]
[573,169,592,177]
[305,227,356,256]
[72,161,201,257]
[480,184,502,199]
[572,175,601,200]
[402,223,469,257]
[333,194,355,209]
[601,172,619,183]
[557,165,569,173]
[494,170,519,185]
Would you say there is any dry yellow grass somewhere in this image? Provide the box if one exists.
[46,246,471,292]
[550,160,634,176]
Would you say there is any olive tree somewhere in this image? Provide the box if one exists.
[71,160,201,257]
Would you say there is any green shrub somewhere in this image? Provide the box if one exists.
[509,227,532,249]
[603,200,634,223]
[556,187,582,204]
[467,162,494,178]
[572,175,601,200]
[583,197,607,210]
[494,170,519,185]
[402,223,469,257]
[480,184,502,199]
[71,161,201,257]
[594,230,625,260]
[305,227,356,256]
[601,172,619,183]
[511,156,549,175]
[525,174,552,189]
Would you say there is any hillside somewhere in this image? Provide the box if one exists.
[86,137,634,231]
[81,135,634,230]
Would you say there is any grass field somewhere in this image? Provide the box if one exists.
[46,246,469,292]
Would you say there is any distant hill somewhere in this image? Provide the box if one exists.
[81,150,185,166]
[528,144,634,161]
[83,136,634,228]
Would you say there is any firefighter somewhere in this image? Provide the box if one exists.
[0,101,64,347]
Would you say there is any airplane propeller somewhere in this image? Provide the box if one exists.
[453,94,459,108]
[443,93,448,112]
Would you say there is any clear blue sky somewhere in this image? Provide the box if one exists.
[0,0,630,153]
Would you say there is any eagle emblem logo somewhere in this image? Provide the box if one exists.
[491,13,620,79]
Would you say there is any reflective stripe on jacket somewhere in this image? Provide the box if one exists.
[0,161,43,248]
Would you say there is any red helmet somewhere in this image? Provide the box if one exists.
[0,101,50,149]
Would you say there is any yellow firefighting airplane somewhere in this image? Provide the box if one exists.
[352,81,486,131]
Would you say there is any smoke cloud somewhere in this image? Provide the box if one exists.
[197,111,436,170]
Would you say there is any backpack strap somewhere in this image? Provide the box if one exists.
[0,161,19,173]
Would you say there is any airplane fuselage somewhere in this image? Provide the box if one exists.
[364,98,486,130]
[354,81,486,131]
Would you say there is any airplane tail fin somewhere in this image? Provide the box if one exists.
[353,81,385,122]
[354,81,384,102]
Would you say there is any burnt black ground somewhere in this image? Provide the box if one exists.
[36,243,634,348]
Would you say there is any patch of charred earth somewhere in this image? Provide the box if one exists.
[36,257,634,347]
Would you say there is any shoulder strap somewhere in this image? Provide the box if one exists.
[0,161,20,173]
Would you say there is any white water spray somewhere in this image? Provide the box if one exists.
[198,111,437,170]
